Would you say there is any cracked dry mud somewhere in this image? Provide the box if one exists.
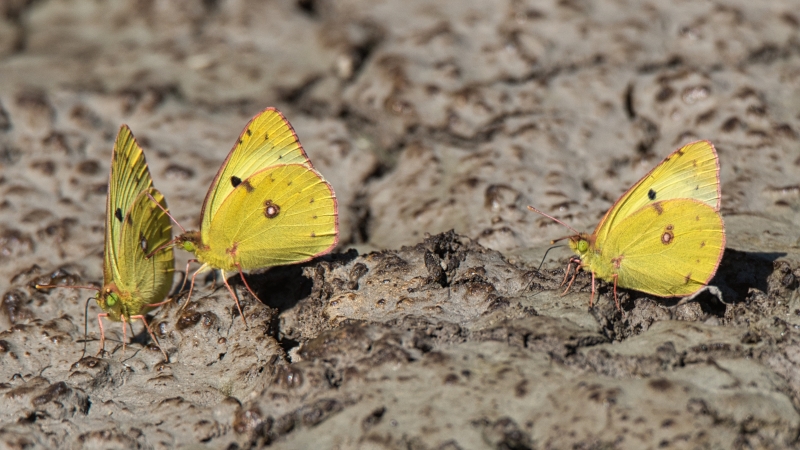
[2,0,800,449]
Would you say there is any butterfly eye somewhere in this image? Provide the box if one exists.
[264,200,280,218]
[577,240,589,253]
[106,292,119,307]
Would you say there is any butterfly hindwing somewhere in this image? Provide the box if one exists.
[598,198,725,297]
[595,140,720,243]
[201,108,313,233]
[200,163,338,270]
[116,188,174,314]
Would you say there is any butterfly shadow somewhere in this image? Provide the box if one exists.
[701,248,784,305]
[239,249,361,314]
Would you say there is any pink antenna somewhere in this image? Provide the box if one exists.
[527,205,581,236]
[35,283,100,292]
[146,192,187,234]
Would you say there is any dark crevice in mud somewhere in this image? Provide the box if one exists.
[348,162,388,245]
[279,337,300,358]
[624,83,636,119]
[276,75,324,112]
[743,42,797,66]
[344,21,385,82]
[3,0,42,54]
[296,0,319,18]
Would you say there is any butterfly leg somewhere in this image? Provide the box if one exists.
[561,258,581,296]
[132,314,169,362]
[612,274,620,311]
[180,265,203,312]
[121,315,128,357]
[236,263,262,304]
[221,271,249,328]
[96,313,109,357]
[560,261,574,287]
[589,272,596,308]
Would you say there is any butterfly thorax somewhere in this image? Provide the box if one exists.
[178,230,236,271]
[568,233,617,281]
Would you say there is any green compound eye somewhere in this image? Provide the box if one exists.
[577,240,589,253]
[106,291,119,307]
[181,241,196,253]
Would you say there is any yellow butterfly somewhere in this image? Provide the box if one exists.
[528,140,726,309]
[38,125,174,360]
[168,108,338,325]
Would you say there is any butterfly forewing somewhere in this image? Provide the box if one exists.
[105,125,155,286]
[201,108,313,233]
[594,140,720,243]
[116,188,174,313]
[600,199,725,297]
[201,164,338,270]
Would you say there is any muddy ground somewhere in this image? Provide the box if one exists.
[1,0,800,448]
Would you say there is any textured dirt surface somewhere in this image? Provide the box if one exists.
[2,0,800,448]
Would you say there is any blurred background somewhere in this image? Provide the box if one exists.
[1,0,800,282]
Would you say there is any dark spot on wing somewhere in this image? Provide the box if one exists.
[240,179,254,193]
[238,139,243,146]
[287,181,292,186]
[264,200,280,218]
[246,128,252,137]
[127,214,134,225]
[115,208,123,222]
[683,272,692,284]
[700,241,706,248]
[652,202,664,215]
[231,176,242,188]
[264,132,270,141]
[310,232,316,237]
[310,197,315,203]
[648,189,656,200]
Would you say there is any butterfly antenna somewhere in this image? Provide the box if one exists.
[527,206,581,236]
[145,238,178,260]
[538,244,566,271]
[35,283,100,292]
[146,191,187,234]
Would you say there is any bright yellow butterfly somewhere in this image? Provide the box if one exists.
[38,125,174,360]
[171,108,338,325]
[529,140,726,309]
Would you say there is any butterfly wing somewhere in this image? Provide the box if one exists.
[598,199,725,297]
[200,164,338,271]
[105,125,155,286]
[116,188,175,314]
[594,141,720,243]
[201,108,313,234]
